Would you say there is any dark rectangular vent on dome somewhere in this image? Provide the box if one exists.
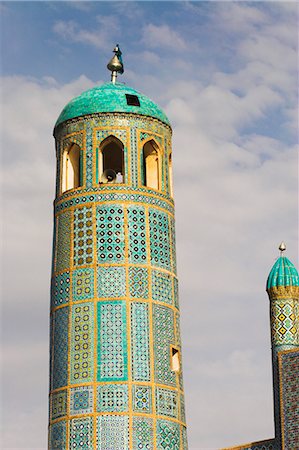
[126,94,140,106]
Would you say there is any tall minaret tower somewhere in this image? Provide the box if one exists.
[266,243,299,449]
[49,47,188,449]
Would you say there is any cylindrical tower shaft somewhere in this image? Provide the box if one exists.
[49,77,188,449]
[266,252,299,448]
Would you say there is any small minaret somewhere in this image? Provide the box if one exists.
[49,47,188,449]
[266,243,299,448]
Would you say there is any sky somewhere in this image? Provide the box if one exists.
[1,1,298,449]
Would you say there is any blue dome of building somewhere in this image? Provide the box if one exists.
[267,256,299,290]
[55,82,170,128]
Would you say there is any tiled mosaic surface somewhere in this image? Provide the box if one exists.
[133,385,152,413]
[51,271,70,308]
[50,390,67,420]
[129,266,149,298]
[70,385,93,415]
[97,266,126,298]
[51,307,69,390]
[156,386,178,418]
[49,420,67,450]
[55,211,71,272]
[70,303,94,383]
[50,113,187,448]
[73,206,94,266]
[70,416,93,449]
[97,301,128,381]
[133,417,154,450]
[157,419,180,450]
[279,350,299,449]
[271,299,298,346]
[131,302,151,382]
[96,415,129,450]
[97,384,128,412]
[73,268,94,300]
[153,304,176,386]
[96,205,125,263]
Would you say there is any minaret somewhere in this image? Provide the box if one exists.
[266,243,299,448]
[49,47,188,449]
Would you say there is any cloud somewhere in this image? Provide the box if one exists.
[53,15,119,49]
[142,23,187,51]
[216,2,268,33]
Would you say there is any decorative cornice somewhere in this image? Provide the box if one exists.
[267,285,299,300]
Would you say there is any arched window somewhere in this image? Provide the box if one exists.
[170,346,180,372]
[142,140,160,190]
[99,137,124,184]
[169,153,173,197]
[62,143,81,193]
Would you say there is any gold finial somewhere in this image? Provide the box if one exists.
[279,241,286,255]
[107,44,124,84]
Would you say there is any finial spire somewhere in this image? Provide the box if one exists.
[279,241,286,255]
[107,44,124,84]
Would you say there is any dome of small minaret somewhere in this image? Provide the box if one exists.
[266,245,299,297]
[55,82,170,128]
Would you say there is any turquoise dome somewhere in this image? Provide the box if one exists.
[267,256,299,289]
[55,82,170,128]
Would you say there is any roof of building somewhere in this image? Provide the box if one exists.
[55,82,170,128]
[267,256,299,289]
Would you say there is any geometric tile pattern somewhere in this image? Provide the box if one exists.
[96,205,125,263]
[129,266,149,298]
[96,415,129,450]
[149,209,171,270]
[51,271,70,307]
[131,302,151,381]
[156,387,178,418]
[72,268,94,300]
[127,206,147,263]
[169,216,177,274]
[73,206,94,266]
[153,304,175,386]
[133,417,154,450]
[70,303,94,383]
[182,425,188,449]
[70,385,93,415]
[133,385,152,413]
[49,420,67,450]
[97,301,127,381]
[52,307,69,390]
[173,277,179,309]
[70,416,93,449]
[55,211,71,272]
[279,350,299,449]
[97,384,128,412]
[156,419,180,450]
[271,300,297,346]
[175,312,182,348]
[50,390,67,420]
[97,266,126,298]
[180,393,186,423]
[152,270,172,304]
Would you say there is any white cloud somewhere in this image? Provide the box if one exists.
[142,23,187,51]
[217,2,268,32]
[53,15,118,49]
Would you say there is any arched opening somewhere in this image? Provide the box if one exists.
[99,137,124,184]
[170,346,180,372]
[62,143,81,193]
[142,140,160,190]
[169,153,173,197]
